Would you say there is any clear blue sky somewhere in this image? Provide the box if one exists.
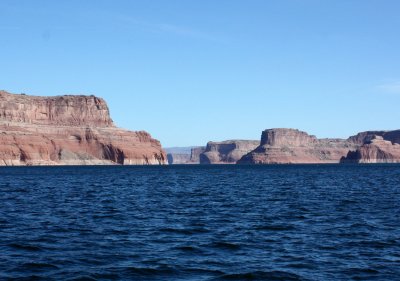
[1,0,400,147]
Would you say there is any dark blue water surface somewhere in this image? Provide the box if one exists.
[1,165,400,280]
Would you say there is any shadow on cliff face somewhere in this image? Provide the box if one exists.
[19,149,28,162]
[199,154,211,164]
[102,144,125,164]
[340,151,358,163]
[167,154,173,164]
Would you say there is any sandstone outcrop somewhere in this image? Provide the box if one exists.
[0,90,166,165]
[200,140,259,164]
[238,128,357,164]
[341,135,400,163]
[190,146,206,163]
[348,130,400,145]
[166,146,205,164]
[0,91,113,127]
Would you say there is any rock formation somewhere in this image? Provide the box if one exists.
[165,128,400,165]
[190,146,206,163]
[0,90,166,165]
[167,153,191,164]
[238,128,357,164]
[342,135,400,163]
[200,140,260,164]
[165,147,191,164]
[166,146,205,164]
[347,130,400,145]
[0,91,113,127]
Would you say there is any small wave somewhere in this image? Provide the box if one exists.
[78,272,120,280]
[92,214,118,219]
[100,199,114,204]
[110,229,130,235]
[126,265,178,276]
[349,222,376,229]
[175,245,204,253]
[346,240,396,249]
[212,270,302,280]
[77,257,104,266]
[255,224,296,231]
[21,262,59,270]
[317,244,338,250]
[285,263,317,270]
[158,227,206,235]
[6,275,43,280]
[339,199,359,205]
[209,241,242,250]
[8,243,42,252]
[67,276,97,281]
[11,188,30,193]
[342,267,380,276]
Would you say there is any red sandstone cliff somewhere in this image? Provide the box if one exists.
[238,128,357,164]
[0,90,166,165]
[342,135,400,163]
[347,130,400,146]
[200,140,260,164]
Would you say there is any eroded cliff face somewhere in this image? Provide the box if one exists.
[0,90,166,165]
[342,135,400,163]
[190,147,206,163]
[200,140,259,164]
[0,91,113,127]
[347,130,400,145]
[238,128,357,164]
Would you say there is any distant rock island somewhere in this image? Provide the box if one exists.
[165,147,206,164]
[238,128,357,164]
[169,128,400,164]
[0,90,166,165]
[165,141,259,165]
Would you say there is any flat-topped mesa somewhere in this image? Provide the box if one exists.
[239,128,357,164]
[200,140,260,164]
[0,90,114,127]
[0,90,166,165]
[260,128,317,146]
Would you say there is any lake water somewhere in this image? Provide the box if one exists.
[0,165,399,280]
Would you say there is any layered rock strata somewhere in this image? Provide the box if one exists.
[238,128,357,164]
[200,140,259,164]
[348,130,400,145]
[0,90,166,165]
[342,135,400,163]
